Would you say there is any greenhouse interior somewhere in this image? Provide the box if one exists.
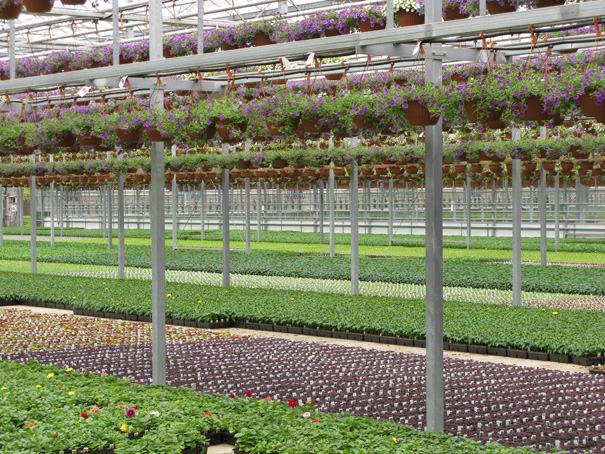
[1,0,605,452]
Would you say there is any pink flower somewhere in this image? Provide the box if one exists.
[126,408,136,418]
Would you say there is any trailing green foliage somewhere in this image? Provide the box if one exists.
[0,361,544,454]
[0,241,603,295]
[0,272,603,356]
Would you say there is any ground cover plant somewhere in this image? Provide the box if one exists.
[0,273,604,356]
[1,311,603,453]
[0,359,552,454]
[0,240,603,295]
[6,227,605,254]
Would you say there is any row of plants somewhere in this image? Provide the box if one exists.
[0,271,603,355]
[7,225,605,254]
[1,240,604,295]
[2,312,603,454]
[3,59,605,155]
[0,0,581,76]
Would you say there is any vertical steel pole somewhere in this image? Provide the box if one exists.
[197,0,204,54]
[19,188,24,235]
[245,177,251,254]
[9,22,16,80]
[386,0,394,28]
[350,139,359,295]
[555,173,560,252]
[466,176,472,249]
[112,0,120,66]
[512,130,522,307]
[424,0,444,430]
[101,187,106,238]
[257,181,262,242]
[118,171,125,279]
[388,179,394,246]
[319,179,325,244]
[172,175,178,249]
[200,183,205,241]
[50,181,55,247]
[222,143,230,287]
[329,167,335,258]
[491,180,497,237]
[150,0,166,386]
[108,182,113,249]
[540,165,547,266]
[30,176,37,274]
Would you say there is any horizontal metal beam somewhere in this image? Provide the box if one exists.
[0,2,603,93]
[360,43,485,62]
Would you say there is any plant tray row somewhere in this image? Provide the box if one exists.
[5,300,604,367]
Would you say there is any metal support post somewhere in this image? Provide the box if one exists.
[101,187,106,238]
[350,139,359,296]
[197,0,204,54]
[9,22,16,80]
[329,167,335,258]
[107,182,113,249]
[112,0,120,66]
[19,188,24,235]
[540,165,547,266]
[118,171,125,279]
[555,174,560,252]
[466,176,472,249]
[200,183,206,241]
[0,185,3,246]
[245,177,251,254]
[491,180,497,237]
[386,0,394,29]
[424,4,444,428]
[30,176,37,274]
[172,175,178,249]
[222,143,230,287]
[388,179,394,246]
[319,179,325,244]
[512,157,522,307]
[257,181,262,242]
[50,182,55,247]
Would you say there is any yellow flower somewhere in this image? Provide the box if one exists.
[105,288,108,290]
[552,311,558,315]
[68,391,75,396]
[66,368,73,372]
[73,296,77,299]
[393,437,397,442]
[198,300,202,303]
[36,385,42,389]
[1,387,6,390]
[290,298,294,301]
[166,294,171,297]
[46,373,54,379]
[120,424,128,432]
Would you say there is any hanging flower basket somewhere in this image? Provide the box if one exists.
[117,127,143,143]
[324,28,342,37]
[60,0,86,4]
[579,90,605,119]
[324,72,346,81]
[57,133,76,147]
[216,118,247,142]
[535,0,565,8]
[405,101,440,126]
[77,135,103,147]
[520,95,548,122]
[297,117,331,135]
[221,42,241,51]
[145,128,171,142]
[253,31,274,47]
[273,158,288,169]
[397,9,424,26]
[358,19,386,32]
[486,0,516,14]
[24,0,53,13]
[352,114,371,131]
[542,161,557,171]
[0,3,23,19]
[443,5,470,21]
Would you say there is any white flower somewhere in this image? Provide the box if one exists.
[303,412,311,418]
[149,411,160,417]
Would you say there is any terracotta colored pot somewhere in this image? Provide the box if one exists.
[117,127,143,143]
[443,5,470,21]
[579,90,605,119]
[0,3,23,19]
[61,0,86,4]
[358,19,386,32]
[397,9,424,26]
[24,0,53,13]
[486,0,516,14]
[253,31,273,47]
[535,0,565,8]
[521,95,548,122]
[405,101,440,126]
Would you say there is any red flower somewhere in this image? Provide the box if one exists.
[312,419,321,423]
[134,406,139,410]
[245,391,252,398]
[204,413,212,417]
[288,400,298,408]
[229,393,235,398]
[81,413,89,419]
[27,423,36,428]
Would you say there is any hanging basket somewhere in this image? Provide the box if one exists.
[56,133,76,147]
[486,0,516,14]
[253,31,274,47]
[443,6,470,21]
[535,0,565,7]
[324,72,346,81]
[60,0,86,4]
[145,128,170,142]
[397,9,424,26]
[521,95,548,122]
[358,19,386,32]
[579,90,605,119]
[216,118,247,142]
[24,0,53,13]
[0,3,23,19]
[405,101,440,126]
[221,42,241,51]
[117,127,143,143]
[297,117,331,135]
[352,114,371,131]
[324,28,342,37]
[77,135,103,147]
